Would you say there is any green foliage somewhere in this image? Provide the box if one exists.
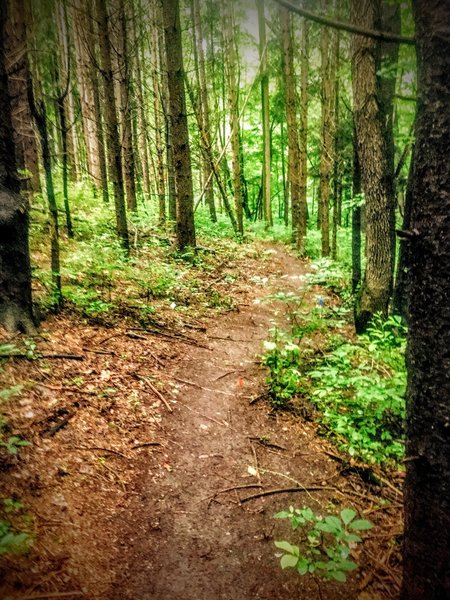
[0,499,34,556]
[262,258,406,466]
[1,436,31,455]
[275,506,373,582]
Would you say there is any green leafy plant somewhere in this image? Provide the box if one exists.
[0,499,34,556]
[275,506,373,582]
[1,436,31,455]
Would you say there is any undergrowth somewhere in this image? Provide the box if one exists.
[262,258,407,468]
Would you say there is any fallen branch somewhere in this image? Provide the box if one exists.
[137,375,173,413]
[249,436,287,451]
[15,592,84,600]
[131,442,162,450]
[169,375,234,396]
[71,446,130,460]
[241,485,334,503]
[0,353,84,360]
[129,327,210,350]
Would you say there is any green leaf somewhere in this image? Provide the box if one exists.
[297,558,309,575]
[349,519,373,531]
[274,540,299,555]
[340,508,356,525]
[280,554,299,569]
[330,570,347,582]
[338,560,358,571]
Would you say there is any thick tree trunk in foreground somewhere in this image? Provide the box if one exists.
[298,17,309,246]
[162,0,196,250]
[0,2,34,333]
[351,0,395,332]
[401,1,450,597]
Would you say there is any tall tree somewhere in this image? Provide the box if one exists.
[223,0,244,236]
[95,0,129,252]
[298,17,309,247]
[256,0,272,227]
[319,1,337,258]
[0,0,35,333]
[4,0,40,193]
[162,0,196,249]
[191,0,216,223]
[280,6,305,253]
[116,0,137,212]
[401,1,450,597]
[351,0,395,332]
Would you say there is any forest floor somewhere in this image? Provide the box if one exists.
[0,242,402,600]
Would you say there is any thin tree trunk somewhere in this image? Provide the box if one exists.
[298,17,309,244]
[223,0,243,236]
[95,0,129,252]
[257,0,272,227]
[351,124,362,294]
[280,6,304,253]
[192,0,216,222]
[319,1,336,258]
[162,0,196,250]
[116,0,137,212]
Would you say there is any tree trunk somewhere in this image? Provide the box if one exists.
[95,0,129,253]
[0,2,35,333]
[298,17,309,246]
[223,0,244,236]
[402,2,450,598]
[73,0,103,187]
[4,0,40,194]
[351,0,395,332]
[116,0,137,212]
[162,0,196,250]
[257,0,272,228]
[351,124,362,294]
[132,3,151,203]
[280,6,304,253]
[319,1,336,258]
[192,0,216,223]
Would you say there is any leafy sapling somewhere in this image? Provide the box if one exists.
[274,506,373,582]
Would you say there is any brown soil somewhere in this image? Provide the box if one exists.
[0,243,402,600]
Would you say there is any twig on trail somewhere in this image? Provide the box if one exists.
[15,592,84,600]
[169,375,234,396]
[82,348,116,356]
[129,327,211,350]
[42,413,74,437]
[70,446,130,460]
[249,392,268,405]
[249,436,287,451]
[0,353,84,360]
[36,383,97,395]
[137,375,173,413]
[214,369,236,381]
[131,442,162,450]
[180,402,229,427]
[203,483,263,505]
[241,486,334,503]
[148,351,165,367]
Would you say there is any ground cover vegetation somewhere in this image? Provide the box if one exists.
[0,0,449,597]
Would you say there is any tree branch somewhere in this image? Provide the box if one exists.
[273,0,416,45]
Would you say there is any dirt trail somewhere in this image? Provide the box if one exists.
[107,247,351,600]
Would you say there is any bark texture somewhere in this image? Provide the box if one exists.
[402,1,450,597]
[95,0,129,252]
[162,0,196,249]
[351,0,395,332]
[4,0,40,193]
[0,1,34,333]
